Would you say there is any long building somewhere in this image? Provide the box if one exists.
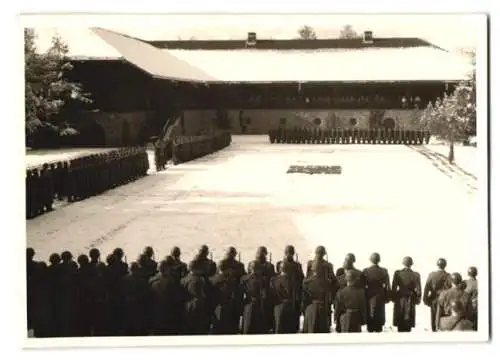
[48,27,472,146]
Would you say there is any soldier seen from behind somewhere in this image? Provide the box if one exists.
[193,245,217,278]
[87,248,109,336]
[106,249,129,335]
[46,253,62,337]
[302,260,331,333]
[219,246,246,282]
[435,272,473,331]
[209,259,243,334]
[121,262,151,336]
[438,300,474,331]
[181,260,211,335]
[391,256,422,332]
[276,245,304,332]
[270,259,302,334]
[336,253,364,289]
[168,246,188,280]
[240,260,270,334]
[59,251,79,337]
[464,266,478,330]
[423,258,452,332]
[149,258,184,335]
[334,270,367,333]
[362,252,391,333]
[75,254,93,336]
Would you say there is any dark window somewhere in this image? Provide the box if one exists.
[246,118,252,125]
[280,118,287,125]
[349,118,358,126]
[314,118,322,126]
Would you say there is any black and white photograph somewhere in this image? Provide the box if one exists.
[19,11,489,349]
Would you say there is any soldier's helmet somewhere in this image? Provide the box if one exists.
[129,262,140,274]
[143,246,154,258]
[89,248,100,261]
[402,256,413,267]
[369,252,381,264]
[468,266,478,278]
[284,245,295,256]
[314,246,326,257]
[198,245,209,257]
[437,258,447,269]
[42,163,49,170]
[77,254,89,266]
[26,248,35,261]
[113,248,124,260]
[345,253,356,263]
[61,251,73,262]
[171,246,181,258]
[257,246,268,256]
[49,253,61,265]
[225,246,237,259]
[450,272,463,286]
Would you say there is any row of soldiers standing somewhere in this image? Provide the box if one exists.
[26,244,478,337]
[26,147,150,219]
[268,127,431,145]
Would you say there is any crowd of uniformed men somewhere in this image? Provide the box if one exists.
[154,131,232,171]
[268,127,431,145]
[26,244,478,338]
[25,147,149,219]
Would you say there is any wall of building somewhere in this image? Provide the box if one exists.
[75,111,156,147]
[182,110,218,135]
[213,108,424,134]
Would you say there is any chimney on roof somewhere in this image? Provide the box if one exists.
[246,32,257,46]
[363,30,374,44]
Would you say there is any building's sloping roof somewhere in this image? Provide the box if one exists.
[90,28,217,82]
[148,37,434,50]
[164,47,472,83]
[34,27,122,59]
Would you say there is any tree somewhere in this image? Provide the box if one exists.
[297,25,317,40]
[339,24,359,39]
[419,50,476,164]
[25,28,92,145]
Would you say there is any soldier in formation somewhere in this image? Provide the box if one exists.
[26,147,150,219]
[268,127,430,145]
[25,245,477,337]
[423,258,452,332]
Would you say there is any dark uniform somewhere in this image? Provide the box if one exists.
[75,254,93,336]
[334,270,367,333]
[181,261,211,334]
[209,260,243,334]
[306,246,338,329]
[362,253,391,332]
[87,249,109,336]
[240,261,270,334]
[301,260,331,333]
[58,251,79,337]
[270,259,302,334]
[392,256,422,332]
[167,246,188,281]
[464,267,478,330]
[121,262,151,336]
[436,273,473,331]
[139,246,158,279]
[423,258,452,332]
[149,259,184,335]
[336,253,364,290]
[106,248,129,335]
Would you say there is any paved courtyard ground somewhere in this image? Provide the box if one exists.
[26,135,483,332]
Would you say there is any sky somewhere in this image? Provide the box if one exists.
[24,14,485,53]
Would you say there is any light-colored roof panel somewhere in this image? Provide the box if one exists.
[165,47,472,82]
[91,28,217,82]
[33,28,123,59]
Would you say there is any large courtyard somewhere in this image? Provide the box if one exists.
[26,135,483,332]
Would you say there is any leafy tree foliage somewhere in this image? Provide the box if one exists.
[420,51,476,163]
[25,28,92,146]
[339,25,359,39]
[297,25,317,40]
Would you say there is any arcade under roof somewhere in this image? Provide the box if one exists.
[50,27,473,84]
